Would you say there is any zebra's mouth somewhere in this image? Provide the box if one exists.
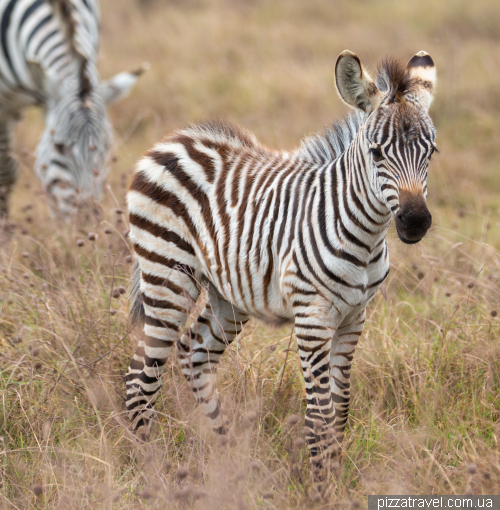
[396,228,424,245]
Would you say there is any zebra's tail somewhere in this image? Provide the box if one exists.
[129,259,145,324]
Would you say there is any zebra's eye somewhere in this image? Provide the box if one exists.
[429,146,439,160]
[369,146,384,162]
[55,143,66,155]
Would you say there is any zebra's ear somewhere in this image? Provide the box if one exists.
[99,62,149,105]
[335,50,383,113]
[406,51,436,111]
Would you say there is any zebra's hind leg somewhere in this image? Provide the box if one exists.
[177,285,249,434]
[0,120,18,221]
[126,264,200,437]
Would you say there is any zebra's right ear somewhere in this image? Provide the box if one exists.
[335,50,383,113]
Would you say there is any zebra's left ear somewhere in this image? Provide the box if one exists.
[406,51,437,111]
[99,62,149,105]
[335,50,383,113]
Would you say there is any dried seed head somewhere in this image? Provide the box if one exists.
[84,485,93,495]
[110,309,117,316]
[310,490,322,502]
[35,362,42,370]
[104,227,112,235]
[313,420,323,432]
[164,461,172,473]
[30,345,40,357]
[249,460,259,472]
[13,335,22,344]
[445,292,451,297]
[483,472,491,480]
[118,286,126,295]
[217,434,228,447]
[194,489,208,500]
[23,273,29,280]
[467,464,477,475]
[174,486,192,501]
[32,485,43,497]
[467,282,474,289]
[76,239,85,247]
[115,208,123,215]
[112,492,121,503]
[417,271,425,280]
[352,501,361,509]
[491,310,498,318]
[112,289,120,299]
[140,490,154,500]
[287,414,299,426]
[294,437,305,448]
[87,232,97,241]
[22,252,29,259]
[125,255,133,263]
[232,468,246,483]
[177,466,189,480]
[262,491,273,499]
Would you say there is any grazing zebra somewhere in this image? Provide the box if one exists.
[125,50,437,473]
[0,0,146,219]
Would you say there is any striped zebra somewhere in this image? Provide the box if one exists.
[0,0,146,220]
[125,50,437,473]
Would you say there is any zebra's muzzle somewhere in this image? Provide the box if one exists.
[395,191,432,244]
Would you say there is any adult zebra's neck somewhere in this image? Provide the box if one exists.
[322,127,392,258]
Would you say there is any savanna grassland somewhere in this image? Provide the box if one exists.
[1,0,500,508]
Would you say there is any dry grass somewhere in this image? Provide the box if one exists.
[1,0,500,507]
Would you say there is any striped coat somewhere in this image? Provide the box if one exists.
[126,50,437,473]
[0,0,145,220]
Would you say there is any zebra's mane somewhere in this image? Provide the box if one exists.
[50,0,99,61]
[298,111,365,165]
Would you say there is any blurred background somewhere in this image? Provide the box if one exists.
[1,0,500,507]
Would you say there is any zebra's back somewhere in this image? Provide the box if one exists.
[0,0,99,111]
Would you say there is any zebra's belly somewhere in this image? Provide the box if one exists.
[205,265,295,326]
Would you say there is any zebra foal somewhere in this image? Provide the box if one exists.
[0,0,145,220]
[125,50,437,473]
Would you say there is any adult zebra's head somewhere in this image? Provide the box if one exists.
[33,59,147,217]
[335,50,437,245]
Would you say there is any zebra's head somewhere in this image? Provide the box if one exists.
[335,50,437,245]
[34,59,147,217]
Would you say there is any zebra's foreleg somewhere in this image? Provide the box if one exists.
[329,310,366,459]
[0,121,18,221]
[177,285,248,434]
[126,265,200,437]
[295,316,337,475]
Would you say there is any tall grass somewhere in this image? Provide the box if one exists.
[0,0,499,507]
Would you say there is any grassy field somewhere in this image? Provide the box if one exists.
[1,0,500,507]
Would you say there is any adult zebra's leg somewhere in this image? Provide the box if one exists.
[329,309,366,458]
[0,120,18,220]
[126,264,200,436]
[294,310,337,473]
[177,285,249,434]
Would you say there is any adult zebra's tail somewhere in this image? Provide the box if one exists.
[129,260,145,325]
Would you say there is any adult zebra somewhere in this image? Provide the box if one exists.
[0,0,146,219]
[125,50,437,474]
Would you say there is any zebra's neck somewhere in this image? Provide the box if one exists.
[321,127,392,257]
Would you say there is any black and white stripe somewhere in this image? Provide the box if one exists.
[0,0,145,219]
[125,50,438,474]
